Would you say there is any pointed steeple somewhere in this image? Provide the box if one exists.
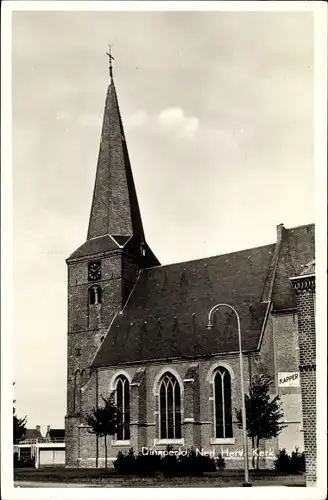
[68,55,159,267]
[87,62,145,246]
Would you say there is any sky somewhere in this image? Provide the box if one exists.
[11,8,315,433]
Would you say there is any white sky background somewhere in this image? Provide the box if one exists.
[12,10,314,432]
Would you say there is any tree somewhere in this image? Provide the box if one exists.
[13,408,27,443]
[85,394,120,470]
[13,383,27,443]
[235,374,286,469]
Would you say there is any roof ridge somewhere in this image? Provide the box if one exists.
[284,222,314,231]
[261,224,284,302]
[141,242,275,273]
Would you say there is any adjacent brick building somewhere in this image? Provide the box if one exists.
[290,261,316,485]
[65,66,315,474]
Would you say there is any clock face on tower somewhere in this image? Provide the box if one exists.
[88,261,101,281]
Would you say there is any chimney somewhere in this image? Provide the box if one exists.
[276,223,285,242]
[47,425,51,433]
[36,425,41,434]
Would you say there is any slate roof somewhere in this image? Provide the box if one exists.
[271,224,315,310]
[87,78,145,242]
[68,235,119,260]
[91,223,314,368]
[46,429,65,440]
[23,429,43,441]
[67,234,160,268]
[92,243,275,367]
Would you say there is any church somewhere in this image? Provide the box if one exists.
[65,61,315,469]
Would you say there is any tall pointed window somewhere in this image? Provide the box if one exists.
[159,372,181,439]
[115,376,130,441]
[214,367,233,438]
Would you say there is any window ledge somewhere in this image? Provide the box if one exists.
[153,439,184,446]
[210,438,235,445]
[111,440,131,447]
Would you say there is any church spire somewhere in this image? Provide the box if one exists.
[87,53,145,246]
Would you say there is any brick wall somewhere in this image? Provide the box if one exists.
[65,250,139,467]
[67,305,304,470]
[74,356,278,469]
[251,311,304,459]
[291,275,316,486]
[271,311,304,453]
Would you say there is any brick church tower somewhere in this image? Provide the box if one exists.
[65,61,159,465]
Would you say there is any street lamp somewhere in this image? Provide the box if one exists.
[206,303,251,487]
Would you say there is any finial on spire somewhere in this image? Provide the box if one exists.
[106,44,115,79]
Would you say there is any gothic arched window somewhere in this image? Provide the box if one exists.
[115,376,130,441]
[89,285,102,305]
[214,367,233,438]
[159,372,181,439]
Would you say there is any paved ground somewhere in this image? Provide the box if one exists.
[14,481,107,488]
[14,480,295,489]
[14,468,306,488]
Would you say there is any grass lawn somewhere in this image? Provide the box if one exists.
[14,468,306,487]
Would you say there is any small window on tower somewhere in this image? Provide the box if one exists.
[140,243,146,257]
[89,285,102,305]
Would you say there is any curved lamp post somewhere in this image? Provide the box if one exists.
[206,303,251,487]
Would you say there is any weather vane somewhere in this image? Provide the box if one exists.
[106,45,115,78]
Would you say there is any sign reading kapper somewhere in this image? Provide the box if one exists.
[278,372,300,387]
